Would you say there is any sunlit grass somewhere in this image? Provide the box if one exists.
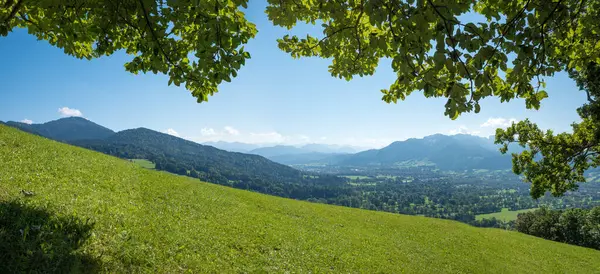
[130,159,155,169]
[1,125,599,273]
[476,208,539,222]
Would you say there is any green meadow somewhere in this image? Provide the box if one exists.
[130,159,155,169]
[476,208,540,222]
[1,125,599,273]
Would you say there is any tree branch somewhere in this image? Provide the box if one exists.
[2,0,23,25]
[138,0,175,65]
[350,0,365,73]
[308,25,355,51]
[137,0,203,84]
[3,0,14,9]
[481,0,531,72]
[427,0,474,96]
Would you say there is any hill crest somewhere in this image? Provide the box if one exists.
[5,117,115,141]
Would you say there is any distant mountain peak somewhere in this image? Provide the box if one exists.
[58,116,88,121]
[338,133,512,171]
[5,117,114,142]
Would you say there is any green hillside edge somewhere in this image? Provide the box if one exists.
[1,125,599,273]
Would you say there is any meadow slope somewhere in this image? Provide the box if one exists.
[1,125,599,273]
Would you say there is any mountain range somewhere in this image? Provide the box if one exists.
[2,117,519,173]
[336,134,514,170]
[204,141,366,154]
[201,141,261,153]
[244,134,518,170]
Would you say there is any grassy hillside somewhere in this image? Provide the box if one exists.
[1,125,599,273]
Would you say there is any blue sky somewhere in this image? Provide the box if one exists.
[0,0,588,148]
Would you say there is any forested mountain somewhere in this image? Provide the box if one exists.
[69,128,347,198]
[5,117,114,141]
[339,134,512,170]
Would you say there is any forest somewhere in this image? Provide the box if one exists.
[514,206,600,250]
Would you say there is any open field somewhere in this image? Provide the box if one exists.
[130,159,155,169]
[342,175,371,180]
[1,125,599,273]
[476,208,539,222]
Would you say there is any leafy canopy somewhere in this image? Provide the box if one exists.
[2,0,600,198]
[496,63,600,198]
[0,0,257,102]
[266,0,600,118]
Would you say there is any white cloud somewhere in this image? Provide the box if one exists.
[58,107,83,117]
[481,117,518,128]
[200,128,216,136]
[185,127,391,148]
[224,126,240,136]
[20,119,33,125]
[186,127,315,146]
[449,125,482,136]
[163,128,180,137]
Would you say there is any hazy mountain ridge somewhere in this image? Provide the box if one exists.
[4,117,519,171]
[202,141,261,153]
[269,134,519,171]
[247,144,364,163]
[202,141,365,154]
[269,152,351,165]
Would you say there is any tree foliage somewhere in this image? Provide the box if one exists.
[266,0,600,118]
[496,63,600,198]
[515,206,600,250]
[0,0,257,102]
[3,0,600,198]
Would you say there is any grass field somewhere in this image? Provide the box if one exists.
[130,159,155,169]
[1,125,600,273]
[342,175,371,180]
[476,208,539,222]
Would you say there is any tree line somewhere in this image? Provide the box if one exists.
[513,206,600,250]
